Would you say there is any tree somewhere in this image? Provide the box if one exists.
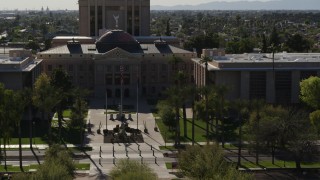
[0,89,16,169]
[51,68,72,141]
[0,83,6,166]
[214,85,228,147]
[279,109,318,169]
[231,99,249,167]
[300,76,320,110]
[245,99,265,165]
[32,73,59,144]
[13,90,30,171]
[33,144,75,179]
[286,34,310,52]
[178,145,253,180]
[310,110,320,136]
[157,100,175,131]
[165,18,171,36]
[165,86,183,146]
[270,26,280,47]
[110,159,157,180]
[200,56,212,144]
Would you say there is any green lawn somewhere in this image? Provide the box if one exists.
[4,137,46,145]
[0,163,90,172]
[156,118,212,143]
[0,164,39,172]
[75,163,90,170]
[54,109,72,118]
[241,160,320,169]
[165,162,173,169]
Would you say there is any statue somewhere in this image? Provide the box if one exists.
[113,14,119,28]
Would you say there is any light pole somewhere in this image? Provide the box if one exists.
[106,91,108,129]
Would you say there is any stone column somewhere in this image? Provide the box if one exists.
[102,0,106,29]
[266,71,275,103]
[291,70,300,103]
[95,0,98,36]
[240,71,250,100]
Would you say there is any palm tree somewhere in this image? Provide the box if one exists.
[33,74,59,144]
[214,85,228,148]
[0,83,6,164]
[232,99,249,167]
[13,89,32,171]
[1,89,16,170]
[200,56,211,144]
[165,87,183,147]
[51,69,72,142]
[250,99,265,165]
[187,85,198,145]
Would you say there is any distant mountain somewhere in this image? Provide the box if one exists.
[151,0,320,10]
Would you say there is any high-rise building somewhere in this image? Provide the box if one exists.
[79,0,150,37]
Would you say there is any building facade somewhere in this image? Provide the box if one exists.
[0,49,42,90]
[193,49,320,104]
[79,0,150,37]
[38,30,195,98]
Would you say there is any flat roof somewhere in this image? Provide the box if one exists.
[192,52,320,71]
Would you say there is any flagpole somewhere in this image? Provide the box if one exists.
[137,77,139,129]
[120,63,123,122]
[106,91,108,129]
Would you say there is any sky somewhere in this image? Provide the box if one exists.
[1,0,272,10]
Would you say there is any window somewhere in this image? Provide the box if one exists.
[79,65,84,71]
[68,65,74,71]
[48,65,52,71]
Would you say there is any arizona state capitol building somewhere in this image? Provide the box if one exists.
[38,0,195,98]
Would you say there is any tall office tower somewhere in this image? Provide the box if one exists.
[79,0,150,37]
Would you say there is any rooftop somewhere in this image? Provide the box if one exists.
[193,52,320,71]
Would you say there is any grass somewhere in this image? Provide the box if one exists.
[241,160,320,169]
[75,163,90,170]
[5,137,46,145]
[165,162,173,169]
[159,146,178,151]
[0,164,39,172]
[0,163,90,172]
[54,109,72,118]
[156,118,212,143]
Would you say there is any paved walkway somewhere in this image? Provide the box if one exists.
[83,97,175,179]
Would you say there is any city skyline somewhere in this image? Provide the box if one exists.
[1,0,272,10]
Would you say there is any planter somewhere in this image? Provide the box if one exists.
[103,129,108,135]
[97,129,101,134]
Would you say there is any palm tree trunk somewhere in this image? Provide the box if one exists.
[29,107,33,149]
[4,138,7,170]
[221,119,225,148]
[57,106,63,142]
[47,113,52,145]
[205,95,209,145]
[192,102,195,146]
[216,115,219,145]
[175,106,180,146]
[256,120,260,165]
[237,121,242,167]
[272,145,275,165]
[18,123,23,171]
[183,103,187,138]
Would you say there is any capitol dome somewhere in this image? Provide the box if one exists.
[95,30,142,53]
